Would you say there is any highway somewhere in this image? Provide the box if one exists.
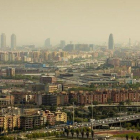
[3,113,140,140]
[74,114,140,127]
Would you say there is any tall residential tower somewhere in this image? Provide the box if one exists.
[108,34,114,50]
[60,40,66,48]
[1,33,6,48]
[11,34,16,49]
[129,38,131,47]
[45,38,51,48]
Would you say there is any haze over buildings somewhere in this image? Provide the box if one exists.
[1,0,140,137]
[0,0,140,46]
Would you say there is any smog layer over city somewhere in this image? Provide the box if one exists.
[1,0,140,140]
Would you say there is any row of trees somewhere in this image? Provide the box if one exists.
[2,74,39,80]
[123,122,140,131]
[26,131,63,139]
[70,81,140,92]
[0,137,15,140]
[64,127,94,139]
[126,134,140,140]
[1,127,94,139]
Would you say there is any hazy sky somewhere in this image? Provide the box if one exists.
[0,0,140,46]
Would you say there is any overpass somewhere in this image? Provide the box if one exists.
[67,104,140,109]
[81,114,140,127]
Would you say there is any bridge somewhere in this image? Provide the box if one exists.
[80,114,140,127]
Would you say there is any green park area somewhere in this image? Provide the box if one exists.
[114,132,140,139]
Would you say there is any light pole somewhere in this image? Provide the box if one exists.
[91,94,94,140]
[92,98,93,120]
[73,102,74,125]
[120,106,122,131]
[137,98,138,112]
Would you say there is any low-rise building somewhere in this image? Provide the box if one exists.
[45,84,58,93]
[55,110,67,123]
[0,95,14,106]
[28,83,45,91]
[40,76,56,84]
[6,67,15,77]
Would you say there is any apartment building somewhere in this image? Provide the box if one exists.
[55,110,67,123]
[45,110,55,125]
[42,93,69,106]
[0,115,20,132]
[69,89,140,104]
[0,95,14,106]
[20,115,44,130]
[45,84,58,93]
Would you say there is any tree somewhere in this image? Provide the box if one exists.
[125,123,132,128]
[66,129,70,137]
[50,106,57,111]
[70,128,74,138]
[108,110,115,117]
[45,121,49,126]
[93,101,98,105]
[119,101,124,106]
[107,99,113,105]
[125,99,131,105]
[91,130,94,139]
[90,84,96,88]
[81,131,84,138]
[86,128,90,139]
[64,128,67,136]
[80,128,86,138]
[136,123,140,130]
[131,135,134,140]
[126,134,128,140]
[76,128,80,138]
[131,125,135,130]
[69,98,78,104]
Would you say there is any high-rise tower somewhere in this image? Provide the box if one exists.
[129,38,131,47]
[1,33,6,48]
[45,38,51,48]
[11,34,16,49]
[108,34,114,50]
[60,40,66,48]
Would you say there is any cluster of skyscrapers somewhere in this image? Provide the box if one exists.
[44,34,114,50]
[44,38,66,49]
[1,33,16,49]
[1,33,114,50]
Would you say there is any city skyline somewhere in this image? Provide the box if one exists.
[0,33,137,48]
[0,0,140,138]
[0,0,140,45]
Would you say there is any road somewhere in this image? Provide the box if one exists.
[77,114,140,127]
[3,113,140,139]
